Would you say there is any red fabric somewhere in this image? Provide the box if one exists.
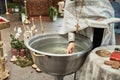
[0,19,5,23]
[110,51,120,62]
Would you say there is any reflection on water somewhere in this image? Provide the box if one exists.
[36,43,83,54]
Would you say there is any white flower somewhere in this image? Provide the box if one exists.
[15,33,20,39]
[14,27,17,32]
[17,27,22,33]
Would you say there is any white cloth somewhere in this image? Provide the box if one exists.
[76,45,120,80]
[58,0,117,45]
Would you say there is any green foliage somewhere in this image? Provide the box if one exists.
[19,6,25,20]
[7,2,19,8]
[10,34,33,67]
[10,34,32,58]
[19,6,25,14]
[13,56,33,68]
[48,6,58,19]
[10,34,26,51]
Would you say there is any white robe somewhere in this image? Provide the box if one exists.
[59,0,116,45]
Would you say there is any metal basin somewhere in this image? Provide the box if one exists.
[25,33,92,76]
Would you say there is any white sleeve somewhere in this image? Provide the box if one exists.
[68,32,75,42]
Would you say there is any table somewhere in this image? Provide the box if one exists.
[76,45,120,80]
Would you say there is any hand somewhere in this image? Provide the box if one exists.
[96,18,104,21]
[66,42,75,54]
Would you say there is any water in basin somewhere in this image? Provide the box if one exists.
[35,43,83,54]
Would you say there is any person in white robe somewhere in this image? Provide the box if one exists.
[58,0,65,16]
[58,0,120,53]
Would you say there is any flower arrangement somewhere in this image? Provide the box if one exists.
[10,27,33,67]
[10,27,24,52]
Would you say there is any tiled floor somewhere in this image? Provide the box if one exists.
[1,13,120,80]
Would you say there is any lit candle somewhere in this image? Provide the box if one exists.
[5,0,9,14]
[24,0,27,16]
[39,16,44,33]
[31,17,36,36]
[31,17,35,30]
[32,17,34,26]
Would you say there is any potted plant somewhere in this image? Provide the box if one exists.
[10,34,26,53]
[48,6,58,21]
[10,34,33,67]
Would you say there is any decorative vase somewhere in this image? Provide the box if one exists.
[53,16,57,21]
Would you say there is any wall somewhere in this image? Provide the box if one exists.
[116,0,120,3]
[0,0,5,15]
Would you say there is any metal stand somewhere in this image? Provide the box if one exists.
[54,76,64,80]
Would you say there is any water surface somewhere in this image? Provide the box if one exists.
[36,43,83,54]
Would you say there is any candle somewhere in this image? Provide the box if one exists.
[39,16,44,33]
[22,23,26,33]
[0,43,3,57]
[20,49,25,57]
[32,17,35,26]
[5,0,7,11]
[24,0,27,16]
[5,0,9,14]
[12,49,17,56]
[31,18,36,36]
